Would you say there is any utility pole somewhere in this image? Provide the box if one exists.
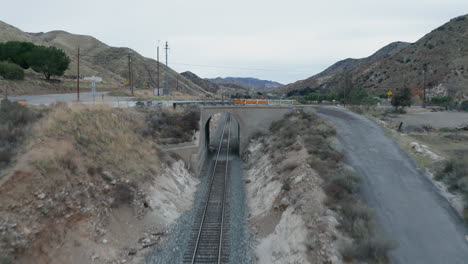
[157,43,160,96]
[128,54,134,95]
[422,65,426,108]
[176,74,179,91]
[77,47,80,101]
[165,41,169,94]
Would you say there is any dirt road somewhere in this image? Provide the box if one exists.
[315,106,468,264]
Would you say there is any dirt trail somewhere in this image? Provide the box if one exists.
[315,106,468,264]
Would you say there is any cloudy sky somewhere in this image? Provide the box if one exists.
[2,0,466,84]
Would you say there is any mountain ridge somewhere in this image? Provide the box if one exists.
[208,77,283,92]
[0,21,210,96]
[276,14,468,98]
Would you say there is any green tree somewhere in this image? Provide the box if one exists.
[28,46,70,80]
[0,41,36,69]
[0,61,24,80]
[391,87,412,110]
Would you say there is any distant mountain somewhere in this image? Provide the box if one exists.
[277,14,468,98]
[208,77,283,92]
[0,20,211,96]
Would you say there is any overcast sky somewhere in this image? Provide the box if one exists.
[2,0,466,84]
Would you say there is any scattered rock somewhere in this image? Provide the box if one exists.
[37,193,46,200]
[101,171,114,182]
[245,179,252,184]
[102,239,108,244]
[128,248,138,255]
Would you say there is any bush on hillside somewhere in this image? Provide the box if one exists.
[0,41,35,69]
[431,96,455,108]
[461,101,468,111]
[0,61,24,80]
[391,87,411,111]
[142,106,200,144]
[0,99,41,166]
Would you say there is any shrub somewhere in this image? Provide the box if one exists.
[342,234,396,262]
[0,61,24,80]
[142,106,200,144]
[0,252,13,264]
[0,99,41,170]
[431,96,455,109]
[329,170,362,194]
[461,101,468,111]
[435,159,467,191]
[112,183,135,207]
[391,87,411,110]
[279,160,300,173]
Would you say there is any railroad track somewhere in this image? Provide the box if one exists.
[184,115,232,264]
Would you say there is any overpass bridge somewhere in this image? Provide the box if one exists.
[166,105,294,174]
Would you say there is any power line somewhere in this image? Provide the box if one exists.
[170,62,314,72]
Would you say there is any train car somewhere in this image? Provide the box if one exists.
[233,98,269,105]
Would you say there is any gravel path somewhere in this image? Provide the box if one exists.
[315,106,468,264]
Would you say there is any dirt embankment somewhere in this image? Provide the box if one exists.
[243,108,394,264]
[0,103,200,264]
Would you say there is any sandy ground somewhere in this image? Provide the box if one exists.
[386,107,468,129]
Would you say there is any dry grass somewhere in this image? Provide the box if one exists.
[37,104,158,175]
[261,109,395,263]
[0,99,42,174]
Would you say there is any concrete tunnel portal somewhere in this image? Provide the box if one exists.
[204,113,240,154]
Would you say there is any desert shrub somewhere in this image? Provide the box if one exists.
[260,108,395,262]
[439,127,456,132]
[461,101,468,111]
[0,99,41,169]
[0,61,24,80]
[391,87,411,110]
[0,252,13,264]
[112,182,135,207]
[421,124,434,131]
[342,234,396,262]
[279,160,300,173]
[329,170,362,194]
[142,106,200,144]
[431,96,455,108]
[435,159,467,191]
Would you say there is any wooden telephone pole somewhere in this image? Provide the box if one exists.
[128,54,134,95]
[77,47,80,101]
[157,44,160,96]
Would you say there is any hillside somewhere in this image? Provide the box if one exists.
[277,14,468,98]
[181,71,220,93]
[0,21,210,97]
[208,77,283,92]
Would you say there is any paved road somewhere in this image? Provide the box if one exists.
[7,92,112,105]
[315,106,468,264]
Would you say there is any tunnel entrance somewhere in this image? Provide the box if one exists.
[204,112,240,154]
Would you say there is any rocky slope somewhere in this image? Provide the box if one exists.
[0,104,200,264]
[277,14,468,98]
[0,20,210,96]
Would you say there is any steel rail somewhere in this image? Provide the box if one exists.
[191,115,231,264]
[217,115,231,263]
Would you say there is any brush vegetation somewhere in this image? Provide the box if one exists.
[0,99,42,172]
[264,109,395,263]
